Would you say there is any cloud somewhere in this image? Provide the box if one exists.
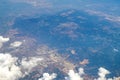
[0,35,75,80]
[37,67,120,80]
[21,57,43,75]
[0,35,43,80]
[95,67,110,80]
[0,53,22,80]
[94,67,120,80]
[65,67,120,80]
[38,73,57,80]
[65,68,84,80]
[70,50,76,54]
[0,52,43,80]
[113,48,119,52]
[0,36,9,48]
[10,41,22,48]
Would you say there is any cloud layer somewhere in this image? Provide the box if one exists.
[10,41,22,48]
[0,36,43,80]
[0,53,43,80]
[0,36,9,48]
[38,73,57,80]
[65,68,84,80]
[0,53,22,80]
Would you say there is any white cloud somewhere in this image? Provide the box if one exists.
[38,73,57,80]
[65,68,84,80]
[95,67,110,80]
[71,50,76,54]
[21,57,43,75]
[94,67,120,80]
[10,41,22,48]
[65,67,120,80]
[0,53,43,80]
[0,36,9,48]
[78,68,84,75]
[113,48,119,52]
[0,53,22,80]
